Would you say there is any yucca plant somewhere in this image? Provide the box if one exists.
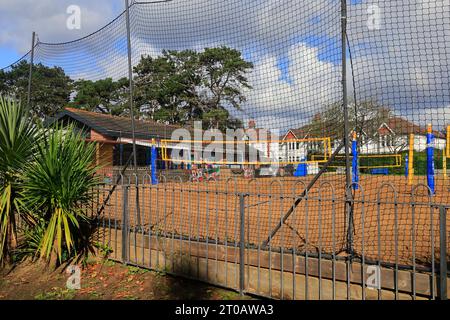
[22,124,100,264]
[0,96,38,264]
[13,219,47,263]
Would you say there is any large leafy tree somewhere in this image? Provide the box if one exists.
[134,49,201,124]
[133,47,253,129]
[309,100,391,142]
[0,61,73,118]
[70,77,129,115]
[197,47,252,129]
[0,70,8,94]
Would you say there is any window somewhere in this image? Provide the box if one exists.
[389,136,394,147]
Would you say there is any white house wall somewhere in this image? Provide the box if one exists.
[249,142,280,162]
[279,142,308,162]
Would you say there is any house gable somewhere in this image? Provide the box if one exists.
[376,122,395,136]
[282,130,298,141]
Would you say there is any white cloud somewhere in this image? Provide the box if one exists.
[403,106,450,130]
[0,0,118,52]
[93,38,160,81]
[1,0,449,133]
[244,43,340,129]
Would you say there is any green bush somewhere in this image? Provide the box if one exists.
[0,96,38,264]
[22,124,101,264]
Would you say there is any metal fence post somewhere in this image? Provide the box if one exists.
[341,0,354,256]
[439,205,447,300]
[122,185,129,264]
[239,193,246,296]
[27,31,36,109]
[124,0,141,227]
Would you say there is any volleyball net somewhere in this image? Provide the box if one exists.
[160,137,331,166]
[312,153,402,169]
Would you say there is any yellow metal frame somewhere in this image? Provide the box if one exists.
[443,148,447,182]
[446,125,450,158]
[311,153,402,169]
[444,126,450,181]
[408,134,414,185]
[160,137,332,165]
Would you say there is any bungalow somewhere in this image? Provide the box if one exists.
[51,108,264,175]
[51,108,181,174]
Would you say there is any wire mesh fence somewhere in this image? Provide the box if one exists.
[89,177,449,300]
[1,0,450,299]
[1,1,448,187]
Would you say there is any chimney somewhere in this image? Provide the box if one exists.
[248,120,256,129]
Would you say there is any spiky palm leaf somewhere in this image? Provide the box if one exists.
[0,96,37,264]
[22,124,100,263]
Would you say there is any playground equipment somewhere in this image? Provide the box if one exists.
[190,164,220,182]
[444,125,450,182]
[150,141,158,185]
[406,125,438,194]
[426,124,435,194]
[352,131,359,190]
[243,165,254,179]
[160,137,332,166]
[293,158,307,177]
[311,153,402,169]
[407,134,414,185]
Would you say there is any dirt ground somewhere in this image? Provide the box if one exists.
[0,258,253,300]
[95,174,450,268]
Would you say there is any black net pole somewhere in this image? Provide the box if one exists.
[125,0,141,226]
[261,140,346,247]
[341,0,354,255]
[26,31,36,108]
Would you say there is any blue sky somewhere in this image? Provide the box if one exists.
[0,47,21,69]
[0,0,125,68]
[0,0,448,130]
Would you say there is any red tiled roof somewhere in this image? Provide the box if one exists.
[286,116,445,140]
[55,107,181,140]
[385,117,445,138]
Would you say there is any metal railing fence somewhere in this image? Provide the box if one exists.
[89,176,449,300]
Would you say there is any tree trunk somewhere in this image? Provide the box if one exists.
[3,219,18,265]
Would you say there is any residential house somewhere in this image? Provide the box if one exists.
[51,108,264,172]
[359,117,446,154]
[284,116,447,162]
[51,108,181,173]
[243,120,280,164]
